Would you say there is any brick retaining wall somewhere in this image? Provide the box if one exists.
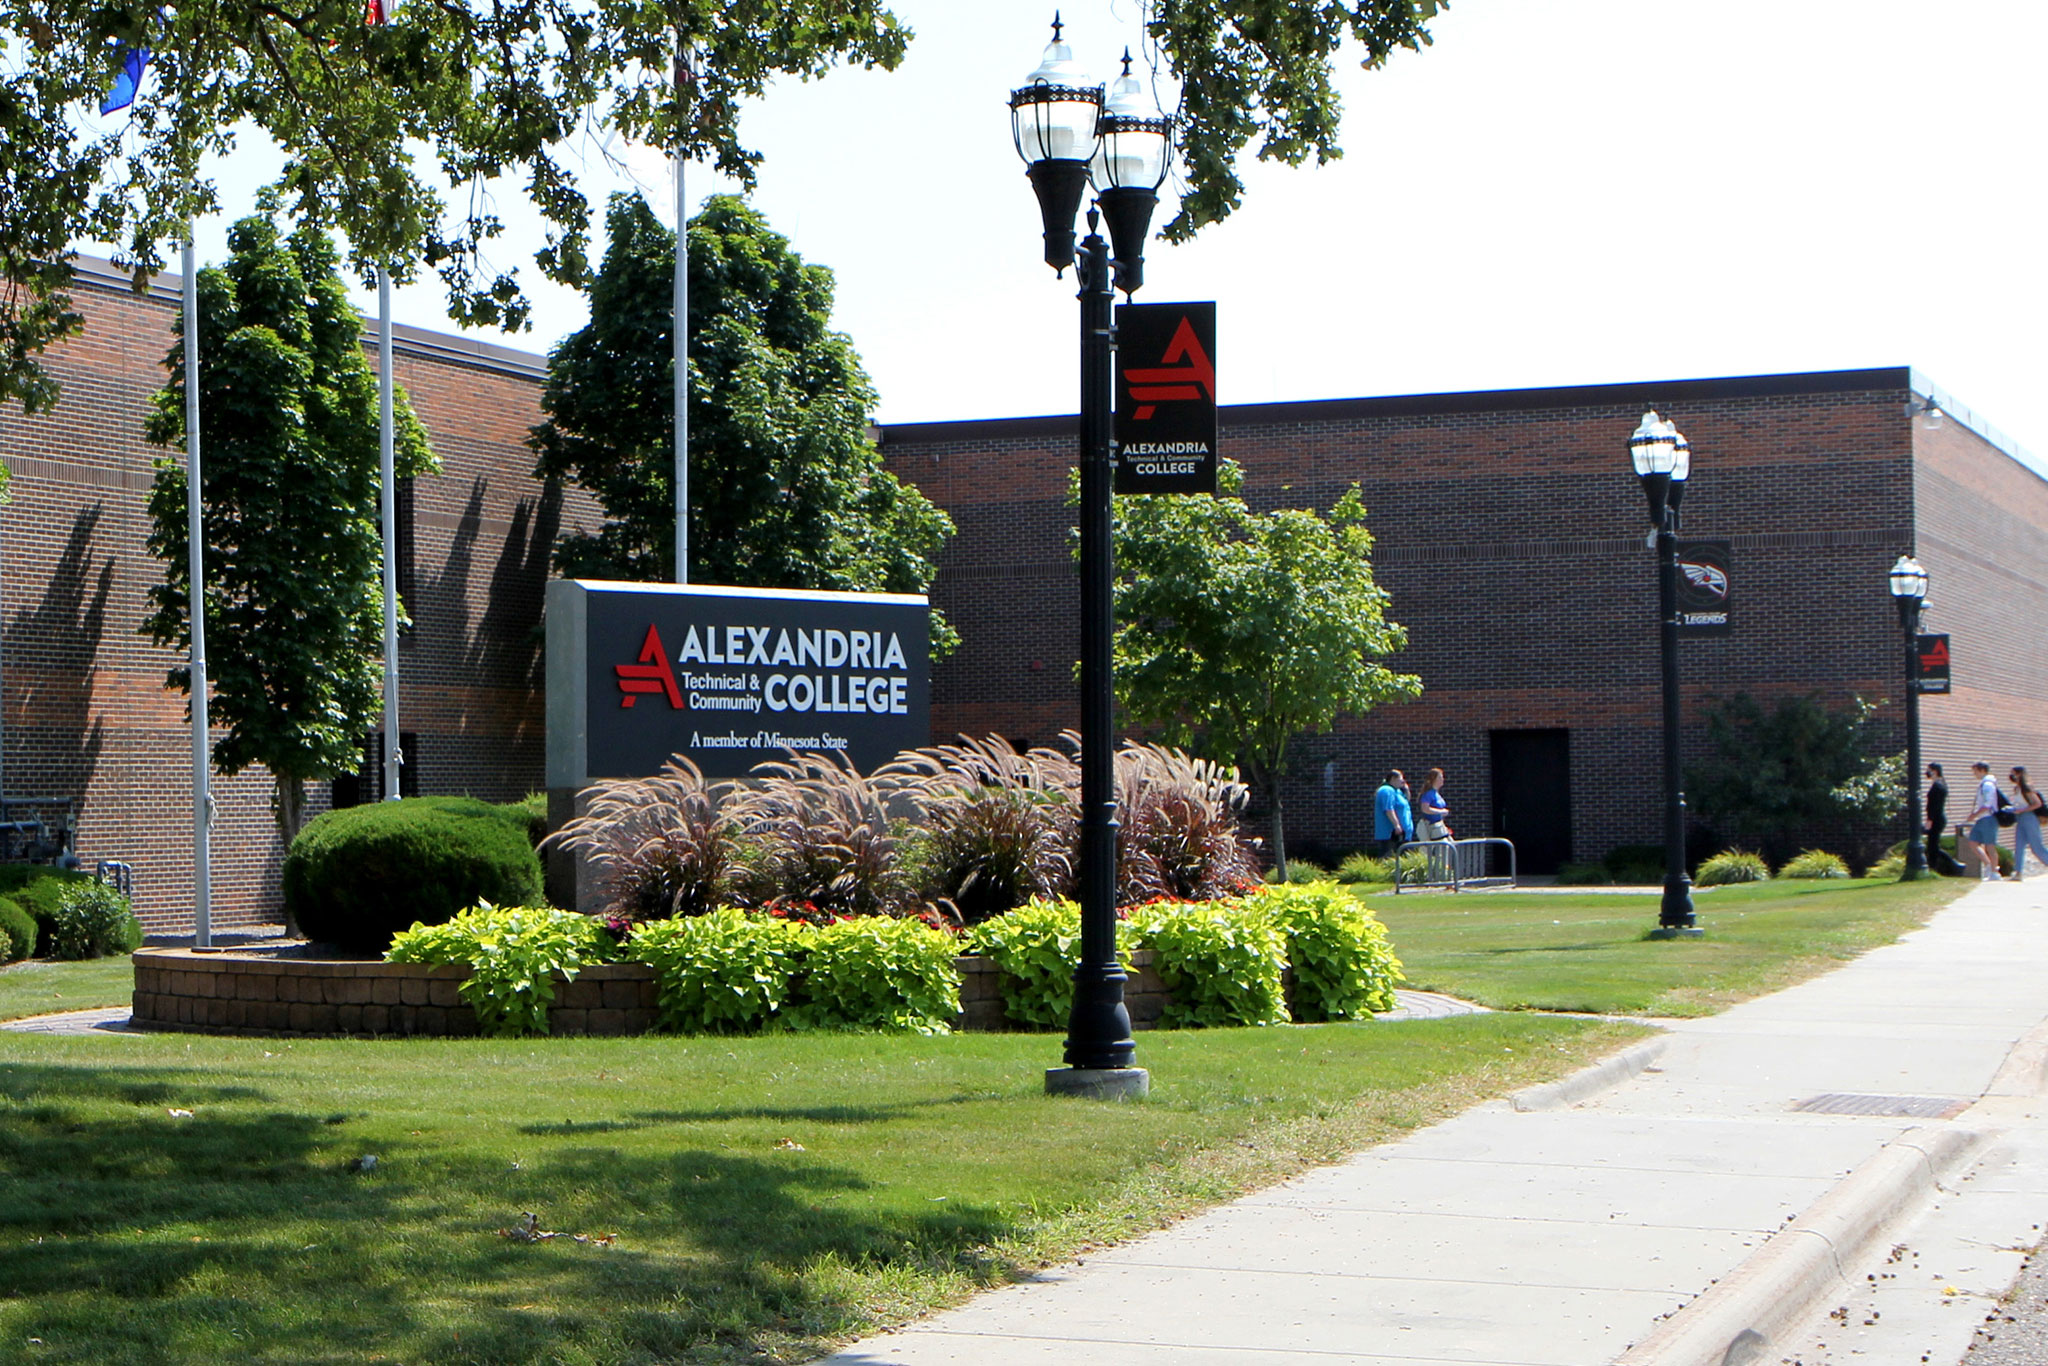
[130,947,1171,1038]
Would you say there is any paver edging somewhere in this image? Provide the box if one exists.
[130,946,1177,1039]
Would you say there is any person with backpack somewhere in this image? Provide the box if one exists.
[2011,766,2048,879]
[1967,761,2004,880]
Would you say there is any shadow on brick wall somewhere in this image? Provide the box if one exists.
[468,479,560,691]
[4,503,111,804]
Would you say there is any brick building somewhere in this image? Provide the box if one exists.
[879,367,2048,873]
[7,258,2038,934]
[1,257,593,931]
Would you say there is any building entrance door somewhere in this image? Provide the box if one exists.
[1491,729,1572,875]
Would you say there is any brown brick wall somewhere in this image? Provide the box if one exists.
[1,261,596,931]
[881,372,1988,869]
[1913,414,2048,781]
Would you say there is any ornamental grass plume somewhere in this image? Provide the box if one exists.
[735,750,925,920]
[541,757,744,924]
[885,735,1078,923]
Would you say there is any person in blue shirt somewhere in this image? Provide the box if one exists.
[1373,770,1413,857]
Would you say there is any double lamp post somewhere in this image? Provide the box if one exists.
[1890,553,1929,880]
[1009,20,1171,1097]
[1628,411,1701,938]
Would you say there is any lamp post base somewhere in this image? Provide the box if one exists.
[1045,1067,1151,1100]
[1646,925,1706,940]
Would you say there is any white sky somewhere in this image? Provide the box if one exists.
[171,0,2048,454]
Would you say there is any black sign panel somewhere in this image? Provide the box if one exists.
[1115,301,1217,495]
[1915,633,1951,694]
[547,580,930,783]
[1675,539,1732,637]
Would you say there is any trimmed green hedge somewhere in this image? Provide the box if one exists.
[0,896,35,962]
[0,867,93,957]
[286,797,544,954]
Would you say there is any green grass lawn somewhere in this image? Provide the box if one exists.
[0,1010,1644,1365]
[1368,875,1972,1016]
[0,957,136,1022]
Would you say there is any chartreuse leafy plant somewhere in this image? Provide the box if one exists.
[1126,898,1289,1029]
[630,908,802,1034]
[966,899,1134,1029]
[1259,883,1402,1020]
[793,916,961,1035]
[386,902,615,1038]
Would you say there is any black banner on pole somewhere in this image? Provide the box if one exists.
[1675,539,1732,637]
[1115,301,1217,495]
[1915,633,1951,694]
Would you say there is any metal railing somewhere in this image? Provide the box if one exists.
[1391,836,1517,893]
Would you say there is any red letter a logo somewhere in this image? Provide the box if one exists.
[615,624,684,709]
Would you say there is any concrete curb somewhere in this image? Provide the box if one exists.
[1510,1036,1668,1112]
[1612,1125,1988,1366]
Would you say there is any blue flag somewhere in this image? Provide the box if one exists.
[100,45,150,115]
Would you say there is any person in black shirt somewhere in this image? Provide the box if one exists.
[1925,763,1965,876]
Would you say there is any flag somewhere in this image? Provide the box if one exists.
[364,0,391,23]
[100,44,150,114]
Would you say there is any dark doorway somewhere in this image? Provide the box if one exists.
[1491,729,1572,875]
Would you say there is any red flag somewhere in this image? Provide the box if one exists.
[364,0,386,24]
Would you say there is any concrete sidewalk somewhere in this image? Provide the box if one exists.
[818,880,2048,1366]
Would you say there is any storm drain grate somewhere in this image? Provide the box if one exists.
[1791,1093,1968,1119]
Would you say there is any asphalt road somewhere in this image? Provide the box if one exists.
[1958,1235,2048,1365]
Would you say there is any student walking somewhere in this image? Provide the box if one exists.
[1373,770,1413,858]
[1967,762,2003,880]
[1416,769,1451,841]
[1925,763,1966,876]
[2012,767,2048,879]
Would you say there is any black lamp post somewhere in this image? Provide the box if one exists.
[1890,553,1930,881]
[1630,410,1701,938]
[1011,19,1169,1099]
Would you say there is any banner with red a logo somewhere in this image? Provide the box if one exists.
[1115,301,1217,495]
[1915,633,1951,694]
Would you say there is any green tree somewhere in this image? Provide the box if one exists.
[1104,461,1421,875]
[0,1,1443,412]
[1688,693,1896,862]
[142,214,436,848]
[531,192,957,653]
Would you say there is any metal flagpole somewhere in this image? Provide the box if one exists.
[378,265,400,800]
[673,47,688,586]
[183,233,212,948]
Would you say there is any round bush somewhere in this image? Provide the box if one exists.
[0,896,36,962]
[285,796,545,953]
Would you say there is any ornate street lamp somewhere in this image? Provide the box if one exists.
[1631,410,1700,938]
[1890,554,1930,881]
[1011,17,1169,1098]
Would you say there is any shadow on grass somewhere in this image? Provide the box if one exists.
[0,1062,1021,1364]
[519,1093,1005,1136]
